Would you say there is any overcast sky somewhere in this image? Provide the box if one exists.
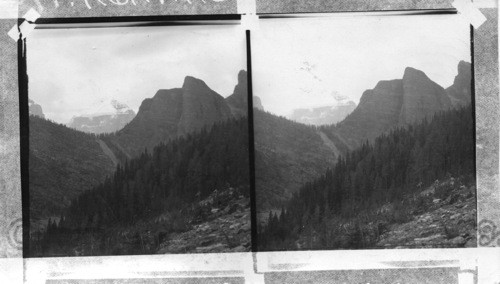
[253,14,471,116]
[28,24,246,124]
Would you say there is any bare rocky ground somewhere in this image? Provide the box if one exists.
[158,188,251,254]
[289,176,476,251]
[376,177,476,248]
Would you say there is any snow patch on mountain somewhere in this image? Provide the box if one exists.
[67,99,136,134]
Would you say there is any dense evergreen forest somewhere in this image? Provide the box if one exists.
[258,105,475,250]
[30,117,250,256]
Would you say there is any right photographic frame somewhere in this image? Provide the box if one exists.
[251,12,476,251]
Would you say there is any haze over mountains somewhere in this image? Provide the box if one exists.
[67,100,136,134]
[289,100,356,126]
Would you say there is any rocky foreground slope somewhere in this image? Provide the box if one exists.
[157,186,251,253]
[376,177,476,248]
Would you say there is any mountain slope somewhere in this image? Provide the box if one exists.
[325,62,470,150]
[103,74,242,160]
[259,105,475,250]
[31,117,250,256]
[254,110,337,210]
[29,116,116,219]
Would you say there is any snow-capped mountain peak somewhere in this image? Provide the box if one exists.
[67,99,136,134]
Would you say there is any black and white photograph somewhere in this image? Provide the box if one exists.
[253,14,477,251]
[26,23,251,256]
[0,0,498,282]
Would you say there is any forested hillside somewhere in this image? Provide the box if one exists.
[253,109,337,210]
[258,105,475,250]
[30,117,250,256]
[29,116,115,219]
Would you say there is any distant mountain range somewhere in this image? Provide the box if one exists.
[67,100,136,134]
[289,101,357,126]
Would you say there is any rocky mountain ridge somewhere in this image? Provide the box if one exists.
[226,70,264,116]
[29,99,45,118]
[102,71,251,160]
[328,61,471,150]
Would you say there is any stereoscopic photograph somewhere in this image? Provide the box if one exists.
[26,23,251,256]
[253,14,476,251]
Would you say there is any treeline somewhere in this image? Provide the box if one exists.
[258,105,475,250]
[32,117,250,256]
[68,117,249,228]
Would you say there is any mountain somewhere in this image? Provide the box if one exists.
[103,75,240,160]
[254,109,337,210]
[255,62,471,213]
[326,63,469,150]
[446,61,472,107]
[253,96,264,110]
[67,100,136,134]
[259,105,475,250]
[399,67,452,124]
[226,70,264,115]
[29,71,249,248]
[30,72,247,217]
[178,76,233,135]
[31,117,251,256]
[226,70,248,117]
[289,101,356,126]
[29,99,45,118]
[29,116,116,219]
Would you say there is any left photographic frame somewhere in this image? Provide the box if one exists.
[20,16,252,257]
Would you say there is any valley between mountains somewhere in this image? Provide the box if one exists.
[29,71,253,256]
[255,61,476,250]
[28,61,475,255]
